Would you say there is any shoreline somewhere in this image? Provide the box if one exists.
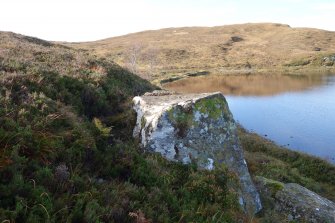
[237,126,335,202]
[152,66,335,86]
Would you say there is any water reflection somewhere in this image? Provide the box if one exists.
[163,73,330,96]
[164,73,335,163]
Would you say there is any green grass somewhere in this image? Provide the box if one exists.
[238,127,335,202]
[0,32,244,223]
[238,127,335,222]
[1,31,334,223]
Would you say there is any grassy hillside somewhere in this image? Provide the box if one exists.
[0,32,245,222]
[239,127,335,221]
[1,31,334,223]
[63,23,335,82]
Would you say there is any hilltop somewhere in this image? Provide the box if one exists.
[64,23,335,83]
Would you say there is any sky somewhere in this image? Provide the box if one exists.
[1,0,335,42]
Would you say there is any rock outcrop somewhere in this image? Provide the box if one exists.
[322,55,335,66]
[133,91,262,214]
[276,183,335,223]
[256,176,335,223]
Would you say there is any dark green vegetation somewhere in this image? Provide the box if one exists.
[0,32,243,222]
[1,31,334,223]
[239,128,335,221]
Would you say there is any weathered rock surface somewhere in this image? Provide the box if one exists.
[276,183,335,223]
[323,55,335,66]
[133,91,262,214]
[256,176,335,223]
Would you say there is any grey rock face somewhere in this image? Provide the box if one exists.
[275,183,335,223]
[322,55,335,66]
[133,91,262,214]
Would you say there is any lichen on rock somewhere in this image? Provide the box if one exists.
[275,183,335,223]
[255,176,335,222]
[133,91,262,214]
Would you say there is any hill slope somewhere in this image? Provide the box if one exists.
[64,23,335,82]
[1,31,335,222]
[0,32,247,222]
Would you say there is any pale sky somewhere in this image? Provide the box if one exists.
[1,0,335,42]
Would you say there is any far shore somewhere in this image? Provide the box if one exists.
[153,66,335,86]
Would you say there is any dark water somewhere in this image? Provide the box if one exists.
[164,74,335,163]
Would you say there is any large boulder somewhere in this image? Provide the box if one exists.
[133,91,262,214]
[276,183,335,223]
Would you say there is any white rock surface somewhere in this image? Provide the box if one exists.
[133,91,262,214]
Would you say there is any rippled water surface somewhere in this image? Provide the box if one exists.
[164,73,335,162]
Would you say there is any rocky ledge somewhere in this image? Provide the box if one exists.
[132,91,262,214]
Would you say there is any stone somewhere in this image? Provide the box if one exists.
[255,176,285,197]
[97,178,105,184]
[287,214,294,221]
[275,183,335,223]
[186,70,210,77]
[231,36,244,42]
[55,164,70,182]
[143,90,174,96]
[322,55,335,66]
[255,176,335,223]
[133,91,262,214]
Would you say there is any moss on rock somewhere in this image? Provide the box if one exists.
[133,92,262,214]
[255,176,284,197]
[194,96,229,120]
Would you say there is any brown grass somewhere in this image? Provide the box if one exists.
[61,23,335,81]
[0,31,109,82]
